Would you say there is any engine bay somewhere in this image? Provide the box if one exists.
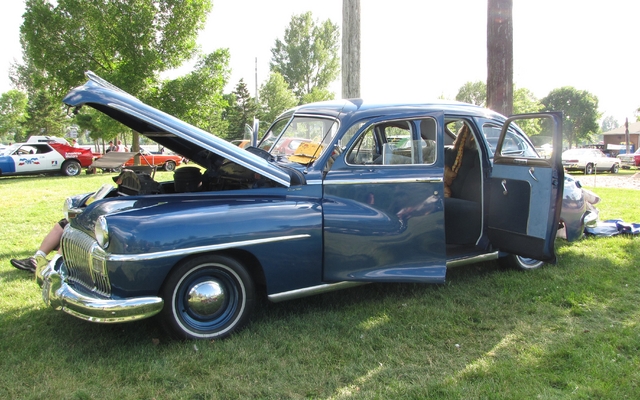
[113,160,285,197]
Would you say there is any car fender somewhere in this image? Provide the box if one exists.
[75,194,323,296]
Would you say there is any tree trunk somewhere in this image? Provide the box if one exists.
[342,0,361,99]
[487,0,513,116]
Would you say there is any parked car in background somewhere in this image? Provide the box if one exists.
[36,73,589,340]
[562,148,620,174]
[0,140,99,177]
[618,148,640,168]
[26,135,69,145]
[122,148,182,171]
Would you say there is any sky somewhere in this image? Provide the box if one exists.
[2,0,639,124]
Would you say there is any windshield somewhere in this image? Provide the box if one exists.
[3,144,20,155]
[259,115,339,165]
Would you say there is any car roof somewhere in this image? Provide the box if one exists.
[279,98,505,122]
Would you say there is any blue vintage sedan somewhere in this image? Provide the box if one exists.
[37,73,588,339]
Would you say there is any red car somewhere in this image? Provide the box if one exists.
[123,149,182,171]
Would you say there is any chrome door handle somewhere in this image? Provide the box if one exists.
[529,167,538,181]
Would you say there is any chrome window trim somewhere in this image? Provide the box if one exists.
[326,177,443,185]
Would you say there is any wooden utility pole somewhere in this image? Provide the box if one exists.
[487,0,513,116]
[342,0,361,99]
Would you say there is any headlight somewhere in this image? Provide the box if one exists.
[95,216,110,248]
[63,197,73,220]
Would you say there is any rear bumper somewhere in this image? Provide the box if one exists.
[36,255,164,323]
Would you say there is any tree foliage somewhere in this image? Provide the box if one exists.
[20,0,212,95]
[0,90,28,142]
[456,81,486,106]
[600,115,619,133]
[22,89,69,139]
[225,79,258,141]
[149,50,231,136]
[541,87,600,148]
[258,72,298,125]
[15,0,212,143]
[270,12,339,103]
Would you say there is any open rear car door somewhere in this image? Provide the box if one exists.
[487,112,563,263]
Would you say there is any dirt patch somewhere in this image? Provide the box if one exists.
[572,172,640,190]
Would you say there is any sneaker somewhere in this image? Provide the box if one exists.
[10,257,37,273]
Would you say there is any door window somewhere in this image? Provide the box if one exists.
[346,118,437,166]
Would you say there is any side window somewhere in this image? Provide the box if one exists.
[482,123,539,158]
[419,118,437,164]
[347,126,378,164]
[346,118,436,166]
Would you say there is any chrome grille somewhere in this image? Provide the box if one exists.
[61,226,111,297]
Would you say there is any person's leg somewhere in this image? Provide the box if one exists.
[11,219,67,273]
[36,222,65,256]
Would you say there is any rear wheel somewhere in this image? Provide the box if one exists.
[499,254,544,270]
[61,160,82,176]
[585,163,594,175]
[163,160,176,171]
[160,255,255,340]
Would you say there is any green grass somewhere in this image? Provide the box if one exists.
[1,173,639,399]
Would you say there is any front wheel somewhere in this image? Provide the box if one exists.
[611,163,619,174]
[585,163,594,175]
[159,255,255,340]
[499,254,544,270]
[61,160,82,176]
[163,160,176,171]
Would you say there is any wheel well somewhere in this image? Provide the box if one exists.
[164,249,267,289]
[62,158,81,165]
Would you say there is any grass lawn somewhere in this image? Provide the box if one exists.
[1,172,639,399]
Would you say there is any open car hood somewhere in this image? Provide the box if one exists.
[63,72,290,187]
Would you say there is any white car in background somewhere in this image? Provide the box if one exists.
[562,148,620,174]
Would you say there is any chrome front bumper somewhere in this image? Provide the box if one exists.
[36,255,164,323]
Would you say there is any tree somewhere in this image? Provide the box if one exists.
[270,12,340,103]
[456,81,486,106]
[487,0,513,116]
[513,86,544,138]
[541,87,600,148]
[600,115,619,133]
[225,79,259,141]
[23,89,69,139]
[0,90,28,142]
[258,72,298,125]
[74,108,123,149]
[16,0,212,146]
[150,50,231,136]
[20,0,212,95]
[513,87,542,115]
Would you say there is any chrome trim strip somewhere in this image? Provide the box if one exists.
[107,234,312,262]
[306,180,323,185]
[268,281,368,303]
[326,177,443,185]
[446,251,499,268]
[37,255,163,323]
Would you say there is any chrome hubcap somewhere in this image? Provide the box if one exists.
[187,280,225,318]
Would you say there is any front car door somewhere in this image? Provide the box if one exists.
[323,112,448,283]
[487,113,563,262]
[11,144,63,174]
